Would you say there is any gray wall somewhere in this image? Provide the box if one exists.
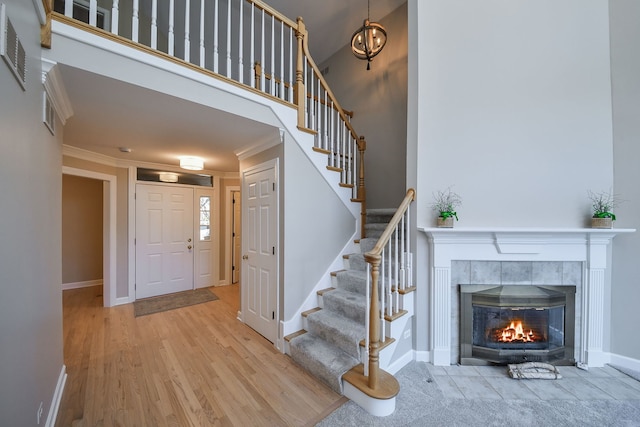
[0,1,64,424]
[320,3,408,209]
[610,0,640,362]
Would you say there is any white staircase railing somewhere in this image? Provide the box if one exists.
[363,189,415,380]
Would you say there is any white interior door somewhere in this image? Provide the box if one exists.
[242,162,278,343]
[232,190,241,284]
[136,184,194,299]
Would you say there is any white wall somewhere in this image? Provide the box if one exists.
[282,134,356,320]
[408,0,616,355]
[610,0,640,362]
[413,0,614,228]
[0,1,64,424]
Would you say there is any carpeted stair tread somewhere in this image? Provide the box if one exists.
[334,269,368,294]
[288,333,359,394]
[366,208,396,224]
[306,309,365,359]
[322,288,367,323]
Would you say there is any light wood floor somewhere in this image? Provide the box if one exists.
[56,284,345,427]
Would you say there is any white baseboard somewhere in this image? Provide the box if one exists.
[386,350,415,375]
[62,279,102,290]
[45,365,67,427]
[414,350,431,363]
[114,296,132,306]
[609,352,640,372]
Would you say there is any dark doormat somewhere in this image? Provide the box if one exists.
[134,288,219,317]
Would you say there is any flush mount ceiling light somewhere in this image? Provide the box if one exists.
[159,172,179,183]
[350,0,387,70]
[179,156,204,171]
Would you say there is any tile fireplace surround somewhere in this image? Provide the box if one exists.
[420,227,635,367]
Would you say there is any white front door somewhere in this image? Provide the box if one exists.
[136,184,194,299]
[242,161,278,343]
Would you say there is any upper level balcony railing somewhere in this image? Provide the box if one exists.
[50,0,364,203]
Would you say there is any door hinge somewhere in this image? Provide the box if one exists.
[272,246,275,255]
[272,183,275,191]
[272,311,275,320]
[232,266,235,271]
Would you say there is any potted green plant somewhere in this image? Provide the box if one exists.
[431,187,462,228]
[588,189,619,229]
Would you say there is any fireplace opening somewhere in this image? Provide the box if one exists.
[460,285,575,365]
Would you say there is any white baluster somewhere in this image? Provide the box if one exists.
[288,27,293,102]
[394,225,399,313]
[270,15,274,96]
[238,0,244,84]
[168,0,175,56]
[316,76,321,136]
[111,0,119,35]
[213,0,219,73]
[400,215,406,290]
[279,21,283,99]
[184,0,190,62]
[132,0,139,42]
[249,3,254,88]
[308,62,313,132]
[260,10,265,93]
[226,0,231,78]
[88,0,97,27]
[199,0,205,67]
[324,89,328,151]
[64,0,72,17]
[407,208,413,288]
[151,0,157,49]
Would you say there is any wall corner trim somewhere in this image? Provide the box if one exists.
[45,365,67,427]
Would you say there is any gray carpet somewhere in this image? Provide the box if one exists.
[317,362,640,427]
[133,288,218,317]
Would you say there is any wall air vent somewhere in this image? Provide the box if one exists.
[43,91,55,135]
[0,4,26,90]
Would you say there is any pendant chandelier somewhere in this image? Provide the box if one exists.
[350,0,387,70]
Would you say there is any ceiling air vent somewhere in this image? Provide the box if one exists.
[0,3,27,90]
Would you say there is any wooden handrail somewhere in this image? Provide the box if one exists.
[296,20,360,142]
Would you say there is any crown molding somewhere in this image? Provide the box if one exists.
[42,59,74,124]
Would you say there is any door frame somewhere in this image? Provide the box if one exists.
[240,158,279,345]
[62,166,117,307]
[224,185,240,286]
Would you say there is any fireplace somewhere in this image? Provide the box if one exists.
[460,285,575,365]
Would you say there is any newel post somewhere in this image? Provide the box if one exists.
[357,136,367,238]
[365,252,381,390]
[294,17,306,128]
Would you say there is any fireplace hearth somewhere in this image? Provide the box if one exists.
[460,285,576,365]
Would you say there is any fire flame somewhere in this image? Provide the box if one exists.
[497,320,537,343]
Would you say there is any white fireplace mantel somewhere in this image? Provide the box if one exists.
[419,227,635,367]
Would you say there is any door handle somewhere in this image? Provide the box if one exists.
[187,238,192,242]
[242,255,249,260]
[187,245,192,250]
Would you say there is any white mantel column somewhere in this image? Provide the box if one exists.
[584,234,614,367]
